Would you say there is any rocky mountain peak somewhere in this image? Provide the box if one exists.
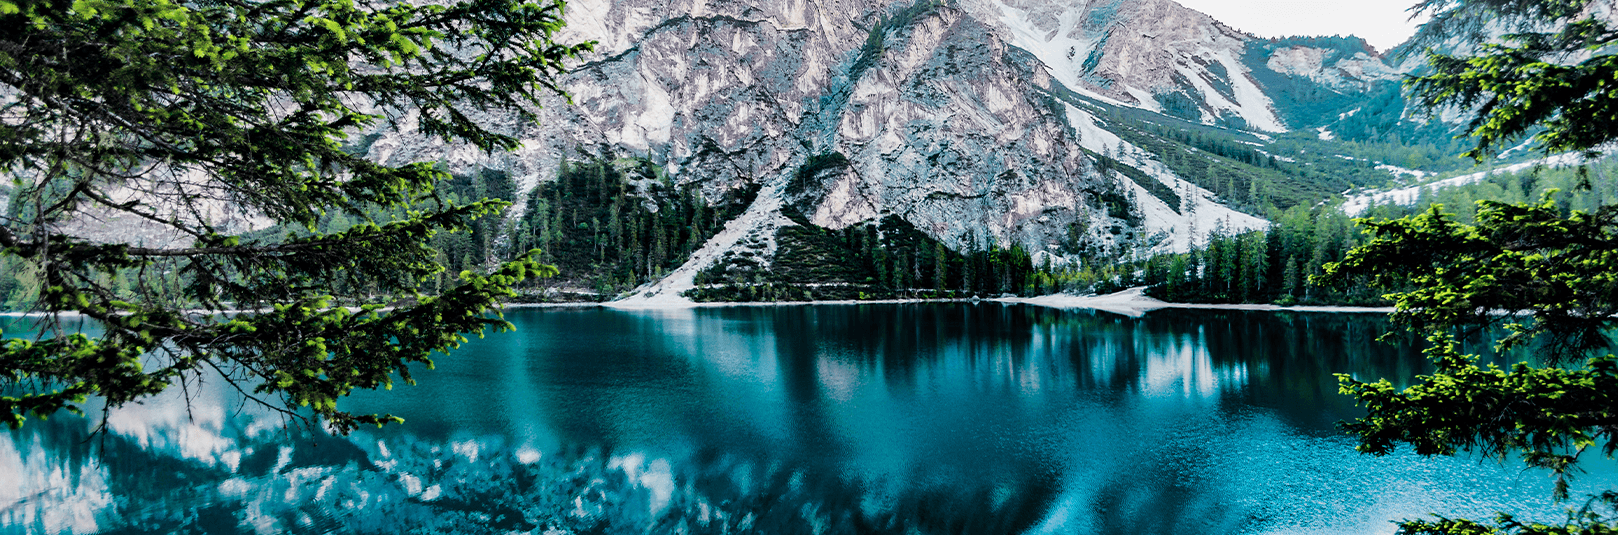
[353,0,1463,303]
[985,0,1287,131]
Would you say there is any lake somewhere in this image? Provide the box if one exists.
[3,304,1612,534]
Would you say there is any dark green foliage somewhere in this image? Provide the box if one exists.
[1241,36,1383,128]
[1090,180,1140,223]
[1127,158,1618,307]
[0,0,589,431]
[687,210,1035,302]
[1237,35,1476,151]
[225,166,524,300]
[1202,60,1236,101]
[1042,85,1486,218]
[1142,229,1272,304]
[1323,196,1618,363]
[1382,158,1618,225]
[787,152,849,198]
[508,154,753,298]
[1409,19,1618,159]
[1395,492,1618,535]
[1153,90,1202,123]
[851,23,886,82]
[1325,83,1480,154]
[1323,214,1618,530]
[435,168,517,277]
[1138,207,1393,306]
[1022,257,1142,296]
[957,235,1037,297]
[1323,1,1618,528]
[1081,103,1358,213]
[1339,332,1618,502]
[1268,129,1476,177]
[1136,202,1389,306]
[1081,39,1107,74]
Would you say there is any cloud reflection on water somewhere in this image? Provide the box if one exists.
[2,304,1612,534]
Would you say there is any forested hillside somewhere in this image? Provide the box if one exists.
[504,154,754,300]
[686,209,1038,302]
[2,141,1581,309]
[1061,94,1479,216]
[1130,157,1618,305]
[0,0,1574,311]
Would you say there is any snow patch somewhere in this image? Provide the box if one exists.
[1214,48,1286,132]
[1063,103,1267,253]
[1375,164,1427,179]
[1495,138,1537,159]
[1255,149,1295,163]
[990,1,1128,108]
[1342,152,1588,215]
[989,0,1284,131]
[610,184,790,308]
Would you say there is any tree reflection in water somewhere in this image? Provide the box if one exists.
[0,305,1604,534]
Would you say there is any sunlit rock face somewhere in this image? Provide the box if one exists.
[370,0,894,199]
[363,0,1139,264]
[986,0,1286,132]
[545,0,1119,254]
[361,0,1455,283]
[807,8,1099,252]
[1263,46,1400,91]
[32,0,1471,271]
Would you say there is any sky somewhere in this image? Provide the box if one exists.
[1175,0,1433,52]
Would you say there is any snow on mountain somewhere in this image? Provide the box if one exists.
[613,184,793,307]
[988,0,1286,132]
[1063,102,1268,252]
[350,0,1472,299]
[807,6,1097,251]
[1341,152,1588,215]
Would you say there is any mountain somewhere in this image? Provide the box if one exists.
[345,0,1485,303]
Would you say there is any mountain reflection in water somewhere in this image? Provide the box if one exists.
[3,304,1611,534]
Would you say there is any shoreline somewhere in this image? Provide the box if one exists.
[502,287,1396,317]
[997,287,1394,318]
[0,288,1396,318]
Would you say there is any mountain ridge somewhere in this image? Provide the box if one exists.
[297,0,1486,302]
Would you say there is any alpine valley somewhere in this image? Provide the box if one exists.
[235,0,1575,303]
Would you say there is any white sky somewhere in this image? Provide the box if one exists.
[1175,0,1433,52]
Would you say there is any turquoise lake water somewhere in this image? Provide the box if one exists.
[3,304,1613,534]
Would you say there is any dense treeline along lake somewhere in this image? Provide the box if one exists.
[4,304,1615,534]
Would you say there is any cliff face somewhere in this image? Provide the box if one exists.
[352,0,1454,301]
[1263,46,1399,91]
[541,0,1120,259]
[808,8,1094,249]
[989,0,1286,131]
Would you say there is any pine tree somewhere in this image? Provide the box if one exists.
[1282,256,1300,297]
[876,245,893,290]
[1326,0,1618,530]
[608,200,623,249]
[962,230,978,293]
[0,0,591,432]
